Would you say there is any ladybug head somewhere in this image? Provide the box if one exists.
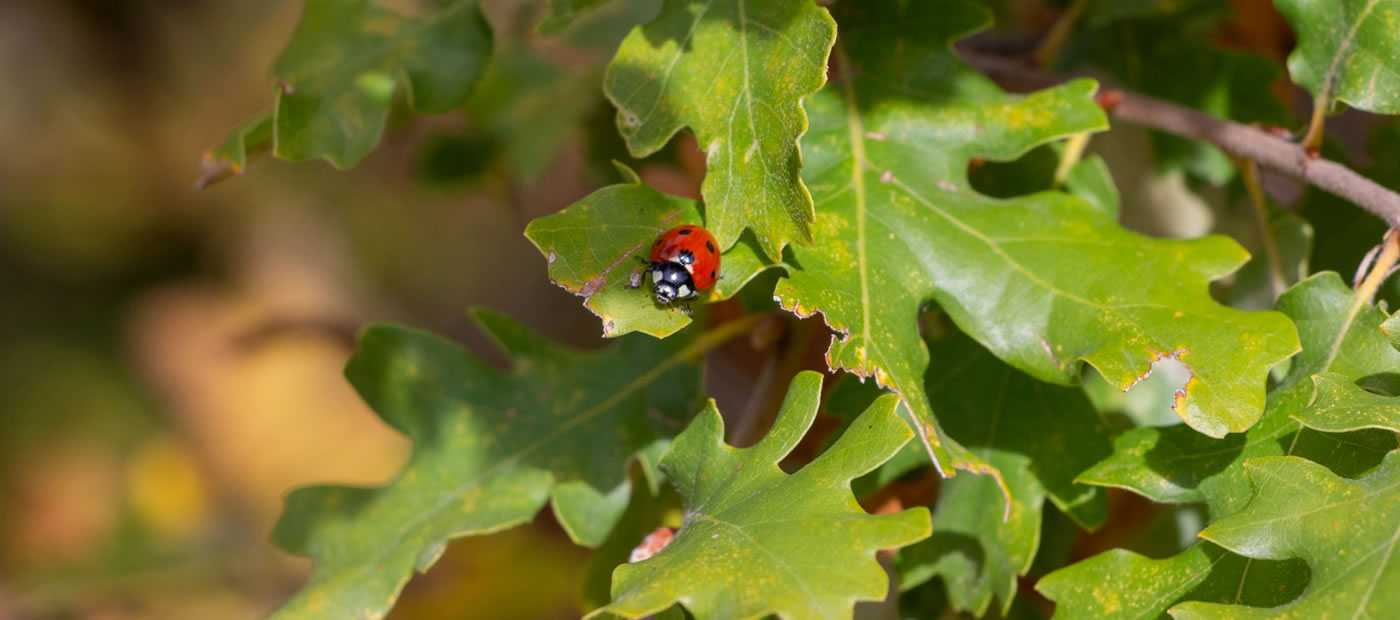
[650,261,696,304]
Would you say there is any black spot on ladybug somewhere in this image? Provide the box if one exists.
[677,228,692,235]
[710,270,716,279]
[705,240,715,254]
[654,239,662,246]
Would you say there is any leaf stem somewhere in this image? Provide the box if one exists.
[1236,156,1288,299]
[1052,132,1090,188]
[1355,228,1400,304]
[1300,90,1330,154]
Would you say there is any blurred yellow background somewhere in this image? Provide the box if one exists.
[0,1,664,617]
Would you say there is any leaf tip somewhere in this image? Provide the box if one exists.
[611,160,642,185]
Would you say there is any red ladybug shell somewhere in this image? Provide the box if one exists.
[649,225,720,290]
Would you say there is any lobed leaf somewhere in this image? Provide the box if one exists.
[1381,310,1400,351]
[603,0,837,259]
[1052,273,1400,618]
[896,331,1112,616]
[774,0,1298,487]
[1037,541,1307,618]
[1276,0,1400,116]
[1172,453,1400,618]
[592,371,931,620]
[1078,274,1400,519]
[199,0,492,186]
[267,310,702,618]
[524,165,774,338]
[1295,372,1400,433]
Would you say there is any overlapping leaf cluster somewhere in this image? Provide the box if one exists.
[209,0,1400,618]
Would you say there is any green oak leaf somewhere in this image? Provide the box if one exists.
[603,0,837,259]
[1078,273,1400,519]
[774,0,1298,484]
[268,309,703,619]
[1172,453,1400,619]
[195,112,273,190]
[1381,310,1400,351]
[1055,273,1400,618]
[581,469,683,612]
[896,331,1112,616]
[591,371,932,620]
[1276,0,1400,116]
[969,144,1121,217]
[1038,541,1307,619]
[1294,372,1400,432]
[199,0,491,187]
[524,165,774,338]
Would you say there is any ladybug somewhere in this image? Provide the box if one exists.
[642,225,721,306]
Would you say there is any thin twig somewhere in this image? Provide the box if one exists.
[959,50,1400,226]
[1236,156,1288,298]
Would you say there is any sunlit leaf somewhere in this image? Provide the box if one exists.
[591,371,931,619]
[1276,0,1400,115]
[1294,372,1400,433]
[1054,273,1400,617]
[524,165,774,338]
[199,0,491,186]
[267,310,703,618]
[581,469,683,612]
[773,0,1298,489]
[1037,541,1307,618]
[895,331,1112,615]
[1172,453,1400,618]
[1078,273,1399,519]
[603,0,837,259]
[1381,310,1400,351]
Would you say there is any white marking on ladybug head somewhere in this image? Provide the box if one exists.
[676,284,690,298]
[652,269,664,283]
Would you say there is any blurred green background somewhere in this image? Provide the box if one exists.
[0,1,688,617]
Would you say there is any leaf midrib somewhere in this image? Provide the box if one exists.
[324,322,748,601]
[1317,0,1382,100]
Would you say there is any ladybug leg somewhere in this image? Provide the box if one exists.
[678,303,693,318]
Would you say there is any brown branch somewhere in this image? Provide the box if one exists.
[959,50,1400,226]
